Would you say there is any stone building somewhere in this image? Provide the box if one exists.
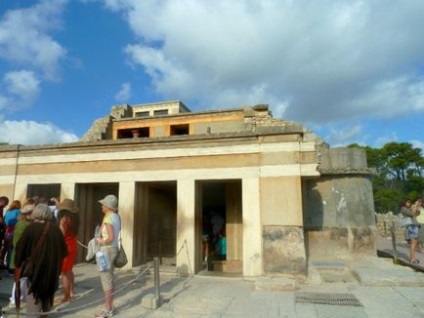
[0,101,375,277]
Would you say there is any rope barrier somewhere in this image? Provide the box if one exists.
[77,240,88,249]
[4,239,192,316]
[3,263,153,317]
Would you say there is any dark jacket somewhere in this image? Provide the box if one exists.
[14,221,68,307]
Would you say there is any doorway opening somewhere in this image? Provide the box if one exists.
[26,184,61,203]
[134,181,177,267]
[75,183,119,263]
[196,180,242,275]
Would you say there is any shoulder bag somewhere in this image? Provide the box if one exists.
[114,215,128,268]
[398,217,413,227]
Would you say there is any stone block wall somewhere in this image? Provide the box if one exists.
[375,213,406,241]
[303,147,376,259]
[262,226,307,275]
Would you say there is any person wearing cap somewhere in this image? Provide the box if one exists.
[95,194,120,318]
[57,198,80,303]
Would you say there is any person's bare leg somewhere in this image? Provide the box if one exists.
[410,238,418,262]
[61,272,71,301]
[69,271,75,299]
[105,288,113,311]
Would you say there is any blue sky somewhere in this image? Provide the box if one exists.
[1,0,424,149]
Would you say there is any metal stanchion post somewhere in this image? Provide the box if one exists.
[391,221,398,264]
[154,257,160,300]
[141,257,163,309]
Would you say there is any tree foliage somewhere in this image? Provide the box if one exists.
[348,142,424,214]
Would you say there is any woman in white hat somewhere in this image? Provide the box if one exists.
[95,194,120,318]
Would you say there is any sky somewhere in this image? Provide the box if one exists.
[0,0,424,149]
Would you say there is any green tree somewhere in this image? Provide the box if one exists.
[381,142,422,182]
[348,142,424,213]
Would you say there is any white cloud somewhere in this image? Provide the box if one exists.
[0,120,78,146]
[411,140,424,156]
[0,0,68,80]
[322,123,365,147]
[115,82,132,103]
[106,0,424,127]
[0,70,40,111]
[375,133,399,148]
[0,1,72,146]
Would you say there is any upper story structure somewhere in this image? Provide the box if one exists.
[81,100,315,143]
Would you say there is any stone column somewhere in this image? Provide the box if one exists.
[119,181,136,268]
[261,176,307,275]
[176,179,195,275]
[61,182,75,200]
[14,183,28,203]
[242,178,262,277]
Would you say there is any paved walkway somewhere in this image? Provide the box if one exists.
[377,235,424,270]
[1,237,424,317]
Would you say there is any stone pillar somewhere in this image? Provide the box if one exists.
[260,176,307,275]
[14,183,28,203]
[61,183,75,200]
[226,182,242,261]
[119,181,136,268]
[242,178,262,277]
[176,179,195,275]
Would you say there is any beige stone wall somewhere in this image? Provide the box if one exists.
[260,176,303,226]
[303,175,376,259]
[375,213,405,240]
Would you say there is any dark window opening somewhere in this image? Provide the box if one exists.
[135,111,150,117]
[132,127,150,138]
[117,129,132,139]
[170,124,189,136]
[117,127,150,139]
[27,184,61,203]
[154,109,169,116]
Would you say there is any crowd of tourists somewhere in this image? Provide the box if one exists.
[0,194,121,318]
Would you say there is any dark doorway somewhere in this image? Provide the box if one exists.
[75,183,119,263]
[134,181,177,266]
[26,184,61,202]
[196,180,242,274]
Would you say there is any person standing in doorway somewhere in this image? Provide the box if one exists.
[95,195,120,318]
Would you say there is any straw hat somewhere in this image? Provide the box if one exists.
[56,198,79,213]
